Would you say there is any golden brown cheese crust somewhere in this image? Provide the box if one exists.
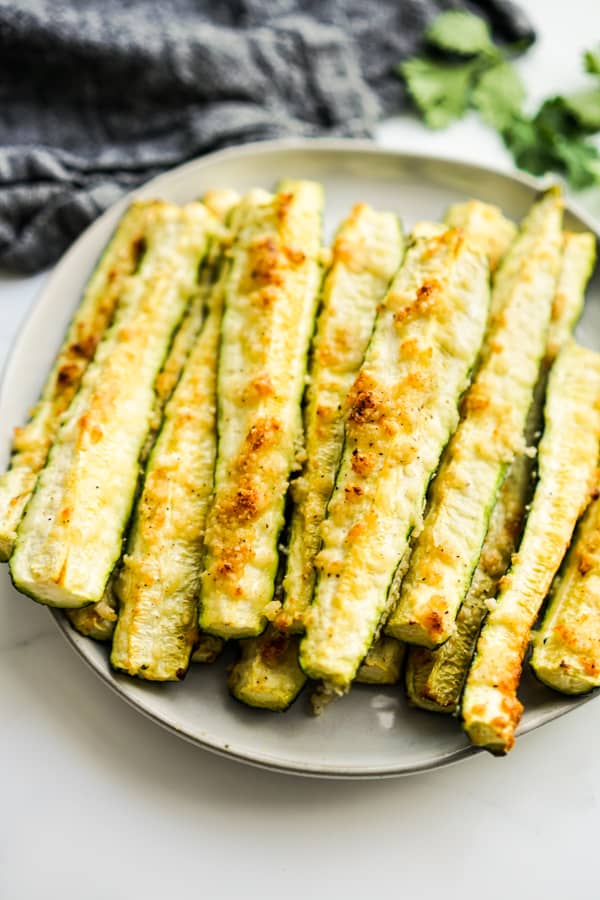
[200,182,323,638]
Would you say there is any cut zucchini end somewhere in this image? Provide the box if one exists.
[9,567,97,609]
[198,609,267,641]
[462,685,522,754]
[385,617,449,650]
[191,635,225,664]
[228,633,306,711]
[530,658,597,696]
[298,645,354,693]
[67,608,117,642]
[355,637,405,686]
[404,648,458,714]
[0,532,14,562]
[109,649,192,682]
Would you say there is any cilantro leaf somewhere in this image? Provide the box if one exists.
[425,11,495,57]
[503,115,556,176]
[471,62,525,130]
[503,101,600,189]
[553,135,600,189]
[399,57,479,129]
[584,45,600,75]
[563,88,600,131]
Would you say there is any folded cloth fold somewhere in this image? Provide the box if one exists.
[0,0,533,272]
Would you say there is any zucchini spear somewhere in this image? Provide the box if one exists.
[387,188,564,649]
[67,192,238,644]
[199,181,323,639]
[10,202,217,608]
[300,224,491,691]
[278,203,404,633]
[228,203,404,710]
[462,341,600,754]
[406,227,596,713]
[0,202,155,561]
[530,487,600,695]
[110,229,229,680]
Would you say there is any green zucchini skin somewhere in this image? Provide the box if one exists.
[199,181,323,640]
[10,202,217,609]
[300,225,491,691]
[0,203,155,562]
[387,188,564,649]
[406,225,596,713]
[462,341,600,754]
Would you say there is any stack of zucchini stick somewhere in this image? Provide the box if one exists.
[4,176,600,757]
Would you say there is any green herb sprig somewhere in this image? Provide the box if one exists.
[398,11,600,189]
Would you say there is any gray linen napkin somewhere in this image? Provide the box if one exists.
[0,0,533,272]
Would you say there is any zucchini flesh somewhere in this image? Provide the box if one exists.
[228,628,305,711]
[530,490,600,694]
[355,637,405,685]
[110,242,227,680]
[462,341,600,754]
[300,226,491,691]
[10,202,216,609]
[0,203,155,562]
[444,200,517,272]
[277,204,404,633]
[387,189,564,649]
[67,587,118,642]
[200,181,323,639]
[191,634,225,664]
[404,225,595,712]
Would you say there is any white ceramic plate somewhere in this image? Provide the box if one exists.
[3,139,600,779]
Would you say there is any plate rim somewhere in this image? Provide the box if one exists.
[4,137,599,779]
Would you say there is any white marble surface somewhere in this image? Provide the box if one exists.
[2,3,600,897]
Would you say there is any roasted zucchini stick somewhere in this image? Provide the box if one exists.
[67,193,238,643]
[228,204,404,708]
[200,181,323,639]
[0,203,156,561]
[387,189,564,648]
[405,226,596,712]
[110,237,229,680]
[10,202,216,608]
[462,341,600,754]
[531,488,600,694]
[300,226,491,691]
[355,637,405,685]
[278,204,404,633]
[228,629,305,711]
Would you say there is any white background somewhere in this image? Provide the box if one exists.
[2,2,600,897]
